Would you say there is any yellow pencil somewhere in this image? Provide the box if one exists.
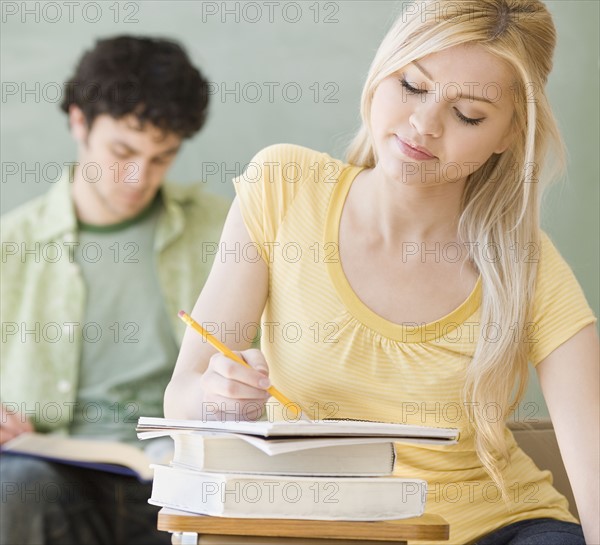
[178,310,308,421]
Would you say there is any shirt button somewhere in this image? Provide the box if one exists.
[57,380,71,393]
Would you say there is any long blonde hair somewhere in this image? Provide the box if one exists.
[347,0,566,497]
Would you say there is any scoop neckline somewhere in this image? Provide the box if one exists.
[324,164,482,343]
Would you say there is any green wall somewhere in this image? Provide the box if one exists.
[2,1,598,418]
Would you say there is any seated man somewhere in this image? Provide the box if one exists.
[1,36,229,544]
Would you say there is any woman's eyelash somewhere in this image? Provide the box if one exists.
[399,77,484,127]
[400,78,425,95]
[454,109,483,126]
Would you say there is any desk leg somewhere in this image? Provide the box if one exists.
[171,531,199,545]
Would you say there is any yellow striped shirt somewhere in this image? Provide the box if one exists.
[233,143,597,544]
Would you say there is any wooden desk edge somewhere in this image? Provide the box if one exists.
[157,509,449,541]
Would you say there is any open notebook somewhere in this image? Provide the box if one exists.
[136,417,459,444]
[2,432,172,482]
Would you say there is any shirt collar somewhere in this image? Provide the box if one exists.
[154,181,190,251]
[37,166,79,243]
[36,165,194,248]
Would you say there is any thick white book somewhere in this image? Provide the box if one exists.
[149,464,427,521]
[170,433,395,476]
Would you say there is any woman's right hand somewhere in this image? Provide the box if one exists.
[199,348,271,421]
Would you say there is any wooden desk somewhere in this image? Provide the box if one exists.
[158,508,449,544]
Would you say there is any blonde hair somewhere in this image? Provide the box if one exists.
[347,0,565,498]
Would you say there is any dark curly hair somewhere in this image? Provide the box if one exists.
[60,35,210,139]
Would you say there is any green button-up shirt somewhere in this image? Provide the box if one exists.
[1,170,230,432]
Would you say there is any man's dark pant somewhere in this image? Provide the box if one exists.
[473,517,585,545]
[0,453,170,545]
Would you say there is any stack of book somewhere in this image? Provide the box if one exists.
[136,417,459,521]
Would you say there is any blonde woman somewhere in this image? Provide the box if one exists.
[165,1,599,543]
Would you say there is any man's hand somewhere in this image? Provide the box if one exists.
[0,404,33,445]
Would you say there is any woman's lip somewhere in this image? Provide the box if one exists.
[395,136,436,159]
